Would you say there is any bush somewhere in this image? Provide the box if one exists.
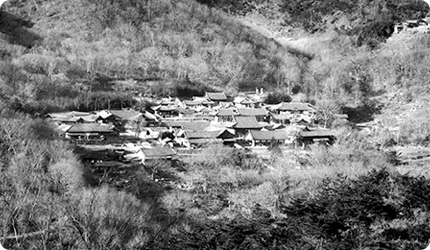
[264,91,292,104]
[284,169,430,249]
[219,148,263,170]
[67,186,154,249]
[171,79,211,97]
[70,92,137,111]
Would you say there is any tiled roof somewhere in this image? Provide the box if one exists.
[219,102,235,108]
[189,138,223,145]
[185,131,219,139]
[157,106,178,112]
[274,102,313,112]
[57,124,73,132]
[141,147,176,158]
[240,99,256,104]
[160,99,175,105]
[145,127,170,132]
[168,121,210,131]
[183,100,202,106]
[195,107,212,113]
[95,110,113,119]
[192,97,207,102]
[143,111,158,120]
[299,130,336,138]
[206,92,227,101]
[271,113,291,120]
[216,109,237,116]
[46,111,91,118]
[291,116,311,124]
[81,115,101,122]
[233,96,246,103]
[217,129,235,139]
[67,124,116,133]
[110,109,142,120]
[249,130,289,141]
[51,116,83,123]
[202,99,216,105]
[237,108,267,116]
[233,116,263,129]
[264,124,286,130]
[72,111,93,117]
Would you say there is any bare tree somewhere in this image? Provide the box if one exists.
[316,99,340,128]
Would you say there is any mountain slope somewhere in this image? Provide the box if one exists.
[0,0,311,115]
[2,0,430,135]
[198,0,430,47]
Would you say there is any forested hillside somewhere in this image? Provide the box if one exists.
[198,0,429,46]
[3,0,430,249]
[2,0,429,116]
[0,0,308,115]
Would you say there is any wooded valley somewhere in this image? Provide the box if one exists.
[2,0,430,249]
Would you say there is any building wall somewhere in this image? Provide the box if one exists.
[217,116,234,122]
[66,132,118,144]
[252,139,286,147]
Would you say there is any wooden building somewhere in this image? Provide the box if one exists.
[271,102,314,115]
[233,116,263,137]
[141,147,177,161]
[65,124,119,144]
[245,130,290,147]
[205,92,228,102]
[237,108,268,122]
[215,109,237,122]
[297,129,336,148]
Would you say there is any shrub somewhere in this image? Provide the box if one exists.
[66,186,154,249]
[284,169,430,249]
[264,91,292,104]
[171,79,211,97]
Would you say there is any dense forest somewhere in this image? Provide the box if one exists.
[2,0,430,249]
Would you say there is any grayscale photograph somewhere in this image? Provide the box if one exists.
[1,0,430,249]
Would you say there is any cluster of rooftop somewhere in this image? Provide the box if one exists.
[47,91,343,164]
